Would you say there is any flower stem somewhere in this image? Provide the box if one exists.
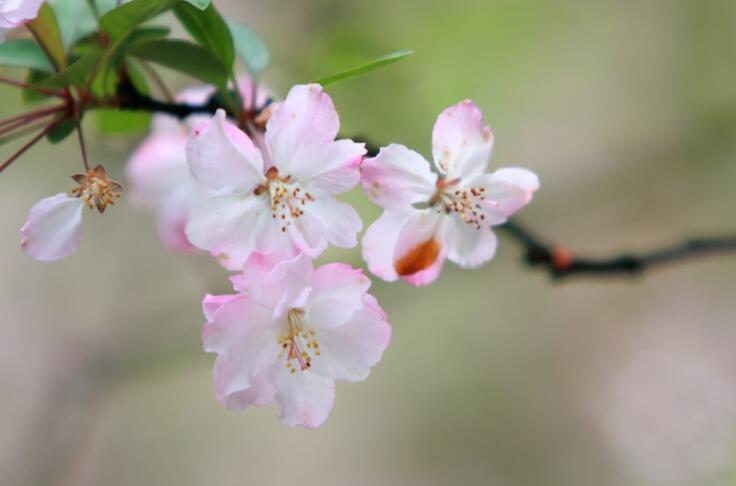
[0,118,66,174]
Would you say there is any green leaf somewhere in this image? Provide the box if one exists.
[47,120,76,144]
[48,0,97,48]
[313,49,414,87]
[26,4,67,71]
[95,108,151,134]
[0,40,55,73]
[183,0,211,9]
[99,0,175,41]
[35,52,100,88]
[22,71,54,104]
[174,2,234,72]
[226,19,269,74]
[126,39,228,88]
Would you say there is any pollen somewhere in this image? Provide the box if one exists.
[71,165,122,214]
[276,308,320,374]
[432,176,498,230]
[254,167,313,232]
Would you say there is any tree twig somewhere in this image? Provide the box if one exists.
[498,220,736,280]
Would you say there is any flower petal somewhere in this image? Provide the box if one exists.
[265,84,339,174]
[274,368,335,429]
[304,263,371,330]
[361,143,437,210]
[299,139,365,195]
[309,294,391,382]
[202,294,277,400]
[432,100,494,179]
[126,132,191,207]
[186,109,264,192]
[393,209,447,286]
[444,215,498,268]
[185,194,267,268]
[490,167,540,203]
[464,171,538,224]
[297,197,362,252]
[20,194,84,262]
[361,210,412,282]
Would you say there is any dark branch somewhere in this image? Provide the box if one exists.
[498,220,736,280]
[111,81,736,280]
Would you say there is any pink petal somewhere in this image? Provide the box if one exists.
[443,216,498,269]
[156,196,196,252]
[125,132,191,207]
[265,84,339,175]
[0,0,43,26]
[308,294,391,382]
[202,293,239,322]
[202,294,276,398]
[392,209,447,286]
[274,368,336,429]
[20,194,84,262]
[304,263,371,330]
[186,109,264,192]
[361,210,412,282]
[432,100,494,179]
[361,143,437,210]
[185,194,268,270]
[219,369,276,410]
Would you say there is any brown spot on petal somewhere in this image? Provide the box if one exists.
[394,238,441,277]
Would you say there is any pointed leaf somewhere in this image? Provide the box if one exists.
[48,0,97,48]
[99,0,175,41]
[35,52,100,88]
[126,39,228,88]
[0,40,54,73]
[26,4,67,71]
[314,49,414,87]
[226,19,269,74]
[183,0,211,9]
[174,2,234,71]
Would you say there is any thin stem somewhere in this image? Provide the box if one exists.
[0,75,65,97]
[0,104,67,128]
[0,109,63,137]
[0,118,66,173]
[73,101,90,171]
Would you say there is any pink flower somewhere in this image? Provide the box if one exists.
[0,0,44,42]
[361,100,539,286]
[202,253,391,429]
[126,78,270,252]
[185,84,365,271]
[21,165,122,261]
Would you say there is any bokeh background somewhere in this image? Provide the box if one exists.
[2,0,736,485]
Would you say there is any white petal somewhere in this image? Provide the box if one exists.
[298,197,362,251]
[361,144,437,210]
[490,167,540,202]
[275,368,336,429]
[185,194,267,267]
[444,215,498,268]
[432,100,494,179]
[186,109,264,193]
[20,194,84,262]
[298,139,365,195]
[464,172,537,224]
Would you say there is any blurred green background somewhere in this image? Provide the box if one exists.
[2,1,736,485]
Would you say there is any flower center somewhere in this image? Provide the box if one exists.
[255,167,315,233]
[277,308,320,374]
[431,177,497,229]
[71,165,122,213]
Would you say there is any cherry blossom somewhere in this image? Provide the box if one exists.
[21,165,121,261]
[126,78,270,252]
[202,253,391,429]
[185,84,365,271]
[0,0,44,42]
[361,100,539,286]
